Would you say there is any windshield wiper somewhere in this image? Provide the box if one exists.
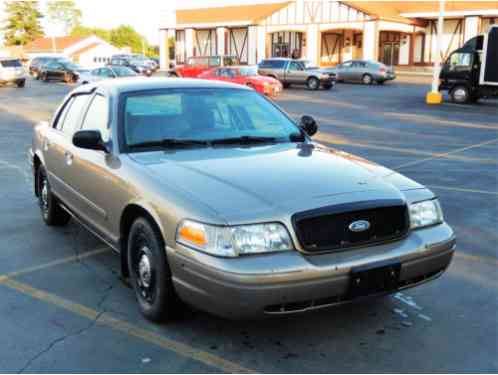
[128,138,210,149]
[210,136,278,145]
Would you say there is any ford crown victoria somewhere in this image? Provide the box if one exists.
[29,78,455,322]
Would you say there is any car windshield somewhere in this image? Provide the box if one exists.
[123,88,302,149]
[113,66,137,77]
[239,66,258,76]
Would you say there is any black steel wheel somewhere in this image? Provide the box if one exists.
[37,166,70,226]
[127,217,181,322]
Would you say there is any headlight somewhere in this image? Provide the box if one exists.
[176,220,293,257]
[409,199,443,229]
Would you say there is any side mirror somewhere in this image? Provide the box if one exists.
[299,115,318,137]
[73,130,108,152]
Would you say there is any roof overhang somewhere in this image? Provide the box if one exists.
[401,9,498,19]
[344,1,498,24]
[174,2,290,27]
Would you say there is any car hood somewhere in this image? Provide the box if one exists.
[129,143,424,223]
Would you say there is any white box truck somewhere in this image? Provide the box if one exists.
[439,25,498,104]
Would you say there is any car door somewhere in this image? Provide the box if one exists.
[350,61,364,82]
[68,92,119,240]
[286,61,307,84]
[53,63,66,81]
[43,93,91,210]
[338,61,353,81]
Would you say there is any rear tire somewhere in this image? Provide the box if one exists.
[323,83,333,90]
[127,217,181,322]
[36,166,71,226]
[362,74,373,85]
[16,80,25,88]
[449,85,471,104]
[307,77,320,90]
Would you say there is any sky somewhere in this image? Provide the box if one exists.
[0,0,282,46]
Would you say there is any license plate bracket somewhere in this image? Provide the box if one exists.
[348,259,401,299]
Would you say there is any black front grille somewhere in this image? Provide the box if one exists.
[292,200,409,253]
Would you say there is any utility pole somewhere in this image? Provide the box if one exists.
[426,0,445,104]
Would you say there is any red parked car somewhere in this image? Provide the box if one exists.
[198,66,283,98]
[169,55,239,78]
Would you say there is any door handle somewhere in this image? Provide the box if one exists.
[64,151,73,165]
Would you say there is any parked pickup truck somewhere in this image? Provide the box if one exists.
[169,55,239,78]
[258,58,335,90]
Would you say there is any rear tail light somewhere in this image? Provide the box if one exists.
[379,67,386,73]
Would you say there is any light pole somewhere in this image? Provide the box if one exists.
[426,0,445,104]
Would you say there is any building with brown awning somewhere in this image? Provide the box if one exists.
[158,0,498,69]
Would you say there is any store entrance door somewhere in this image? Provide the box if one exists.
[381,42,400,66]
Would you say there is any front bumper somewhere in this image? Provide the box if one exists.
[168,223,455,319]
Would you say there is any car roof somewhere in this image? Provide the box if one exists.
[0,57,19,61]
[72,77,252,95]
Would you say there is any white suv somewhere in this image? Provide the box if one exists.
[0,58,26,87]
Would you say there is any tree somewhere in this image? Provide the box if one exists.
[110,25,146,54]
[2,1,44,46]
[70,25,111,43]
[46,0,82,35]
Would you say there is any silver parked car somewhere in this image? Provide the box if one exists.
[79,65,138,84]
[30,78,455,322]
[0,57,26,87]
[258,58,335,90]
[323,60,396,85]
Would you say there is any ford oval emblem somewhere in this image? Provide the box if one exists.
[349,220,371,233]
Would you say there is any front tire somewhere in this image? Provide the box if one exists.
[16,79,25,88]
[307,77,320,90]
[450,85,471,104]
[323,83,333,90]
[37,166,71,226]
[127,217,181,322]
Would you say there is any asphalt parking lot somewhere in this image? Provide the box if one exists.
[0,76,497,373]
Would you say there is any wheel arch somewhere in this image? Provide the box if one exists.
[119,202,167,278]
[33,152,44,197]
